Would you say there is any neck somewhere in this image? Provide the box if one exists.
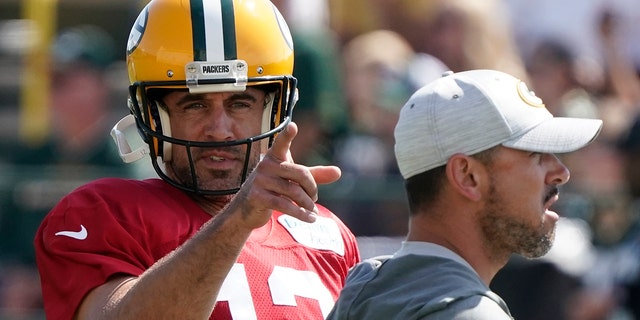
[407,211,509,286]
[189,193,234,217]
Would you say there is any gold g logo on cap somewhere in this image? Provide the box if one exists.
[516,81,545,108]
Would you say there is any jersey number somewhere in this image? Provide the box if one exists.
[217,264,334,319]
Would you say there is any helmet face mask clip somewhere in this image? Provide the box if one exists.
[185,59,248,93]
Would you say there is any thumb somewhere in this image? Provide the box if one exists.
[267,122,297,162]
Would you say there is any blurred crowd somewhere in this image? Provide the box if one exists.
[1,0,640,319]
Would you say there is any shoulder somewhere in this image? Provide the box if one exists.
[332,254,502,318]
[425,294,513,320]
[346,255,391,278]
[339,255,391,290]
[63,178,186,205]
[74,177,168,195]
[43,177,202,230]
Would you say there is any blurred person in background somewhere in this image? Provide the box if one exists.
[330,29,447,237]
[337,30,416,178]
[3,25,128,169]
[0,24,132,319]
[525,39,601,120]
[381,0,527,80]
[568,7,640,320]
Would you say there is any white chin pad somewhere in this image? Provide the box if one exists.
[157,103,173,162]
[110,114,150,163]
[261,92,277,155]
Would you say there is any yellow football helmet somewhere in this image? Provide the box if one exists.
[117,0,297,195]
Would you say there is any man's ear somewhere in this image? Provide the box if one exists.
[445,153,484,201]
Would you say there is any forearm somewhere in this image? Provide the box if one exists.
[78,210,252,319]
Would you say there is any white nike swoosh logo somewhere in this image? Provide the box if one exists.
[55,225,88,240]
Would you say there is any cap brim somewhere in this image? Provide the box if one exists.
[503,117,603,153]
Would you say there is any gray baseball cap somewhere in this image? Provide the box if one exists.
[394,69,603,179]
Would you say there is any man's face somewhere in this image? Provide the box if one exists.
[478,147,570,259]
[160,87,268,192]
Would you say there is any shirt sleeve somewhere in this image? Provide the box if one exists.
[34,186,157,320]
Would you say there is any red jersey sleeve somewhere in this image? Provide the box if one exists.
[34,178,210,319]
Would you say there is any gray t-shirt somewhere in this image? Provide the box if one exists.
[327,242,513,320]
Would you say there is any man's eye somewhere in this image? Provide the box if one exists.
[185,103,206,110]
[229,102,253,111]
[233,101,251,108]
[530,152,544,162]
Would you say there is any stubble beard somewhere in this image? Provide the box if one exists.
[169,145,261,192]
[480,183,556,260]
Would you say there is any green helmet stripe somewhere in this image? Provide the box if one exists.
[220,0,237,60]
[190,0,236,62]
[190,0,207,61]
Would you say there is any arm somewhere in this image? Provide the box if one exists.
[75,122,341,319]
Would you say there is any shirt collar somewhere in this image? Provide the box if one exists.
[393,241,478,275]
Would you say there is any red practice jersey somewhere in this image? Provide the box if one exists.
[34,178,360,319]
